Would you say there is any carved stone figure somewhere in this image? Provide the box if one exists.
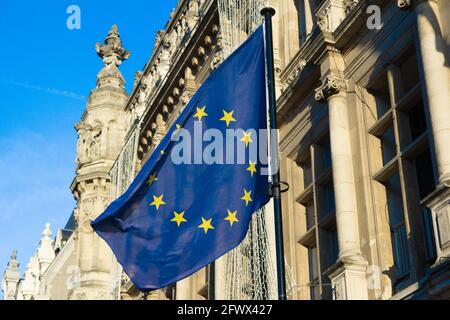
[76,123,103,165]
[152,114,166,147]
[133,71,143,89]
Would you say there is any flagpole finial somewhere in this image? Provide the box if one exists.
[260,7,276,17]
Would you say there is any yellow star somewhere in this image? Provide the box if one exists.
[176,124,182,130]
[246,162,257,177]
[198,217,215,234]
[241,189,253,206]
[193,106,208,121]
[146,173,158,186]
[240,130,253,148]
[220,110,237,127]
[224,210,239,227]
[160,150,166,155]
[171,211,187,227]
[150,195,166,210]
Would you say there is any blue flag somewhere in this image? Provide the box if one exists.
[92,26,270,291]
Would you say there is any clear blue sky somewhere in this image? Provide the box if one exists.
[0,0,178,291]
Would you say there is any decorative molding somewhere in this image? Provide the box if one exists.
[315,75,346,102]
[344,0,360,13]
[316,8,331,32]
[315,0,346,33]
[283,60,307,90]
[397,0,411,10]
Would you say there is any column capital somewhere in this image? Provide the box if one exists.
[397,0,412,10]
[314,75,346,102]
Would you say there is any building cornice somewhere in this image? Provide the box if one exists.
[137,2,219,162]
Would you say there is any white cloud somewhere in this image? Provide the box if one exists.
[0,78,85,101]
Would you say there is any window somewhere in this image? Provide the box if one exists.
[303,158,313,187]
[386,174,410,277]
[369,49,437,290]
[381,126,396,166]
[297,131,338,300]
[414,148,435,199]
[295,0,317,45]
[306,201,315,230]
[408,100,427,141]
[308,246,320,300]
[422,208,437,261]
[328,228,339,266]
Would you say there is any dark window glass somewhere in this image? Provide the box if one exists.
[329,228,339,266]
[400,53,420,93]
[325,183,335,213]
[296,0,307,44]
[392,223,410,277]
[422,208,437,262]
[322,139,331,170]
[414,148,435,199]
[306,202,315,230]
[381,126,396,165]
[308,246,320,300]
[386,174,410,277]
[302,159,313,187]
[408,100,427,142]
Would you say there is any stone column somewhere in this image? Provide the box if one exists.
[415,0,450,184]
[315,75,369,300]
[415,0,450,267]
[176,278,191,300]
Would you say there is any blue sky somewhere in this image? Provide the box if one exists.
[0,0,178,290]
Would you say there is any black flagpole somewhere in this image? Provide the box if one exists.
[261,7,287,301]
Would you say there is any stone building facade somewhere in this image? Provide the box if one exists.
[2,0,449,300]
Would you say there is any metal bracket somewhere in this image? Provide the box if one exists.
[268,181,290,197]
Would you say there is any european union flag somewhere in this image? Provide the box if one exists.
[92,26,270,290]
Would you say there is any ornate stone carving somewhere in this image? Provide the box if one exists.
[316,8,330,32]
[315,75,346,102]
[344,0,360,13]
[397,0,411,10]
[211,30,224,70]
[154,30,164,48]
[152,114,166,147]
[1,249,20,300]
[76,123,103,165]
[75,292,87,300]
[96,25,130,67]
[133,71,143,89]
[286,60,307,88]
[95,25,130,89]
[315,0,347,33]
[157,40,171,80]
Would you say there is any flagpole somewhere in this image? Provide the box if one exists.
[261,7,287,301]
